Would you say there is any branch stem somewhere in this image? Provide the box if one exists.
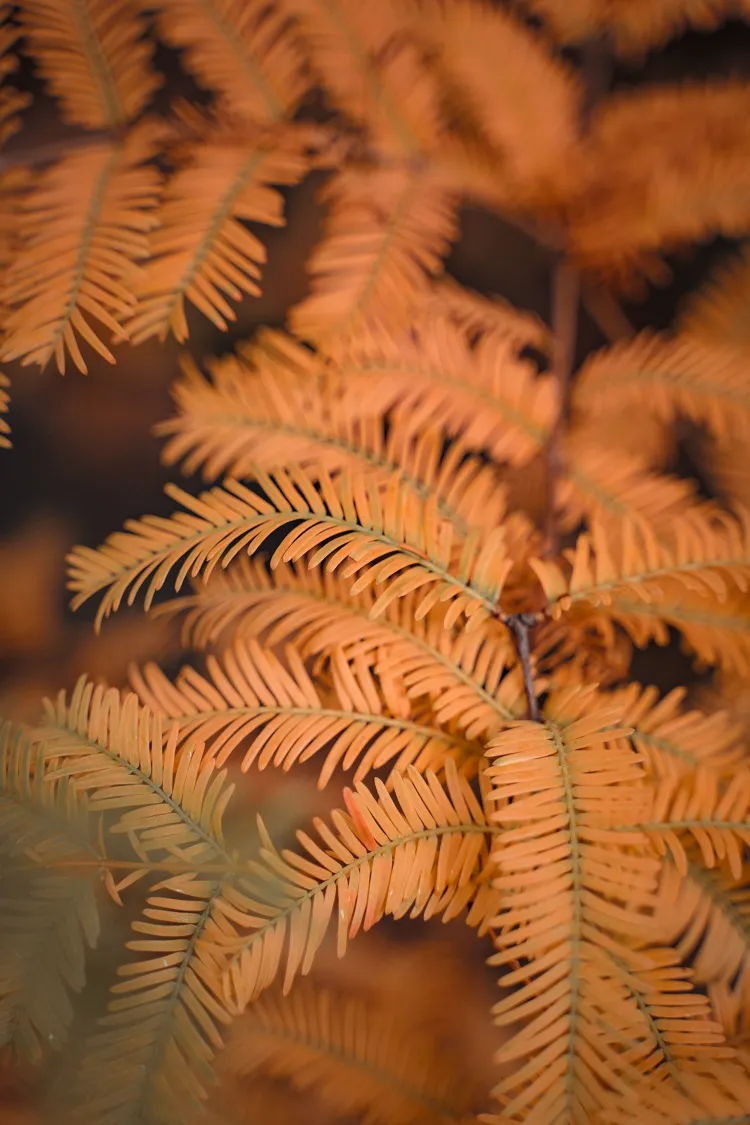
[508,613,541,721]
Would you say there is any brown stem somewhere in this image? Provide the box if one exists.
[508,613,541,721]
[582,284,635,342]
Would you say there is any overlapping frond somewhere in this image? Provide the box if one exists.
[126,124,313,344]
[421,276,549,350]
[567,83,750,277]
[678,242,750,351]
[131,637,482,785]
[207,760,496,1011]
[19,0,158,128]
[598,1060,750,1125]
[281,0,443,157]
[289,165,458,350]
[157,559,525,737]
[335,315,556,466]
[220,980,472,1125]
[0,725,101,1062]
[484,686,725,1123]
[154,0,309,123]
[0,127,161,373]
[520,0,736,56]
[412,0,581,194]
[573,331,750,443]
[67,467,516,631]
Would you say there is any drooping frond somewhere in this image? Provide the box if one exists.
[533,606,633,689]
[677,242,750,352]
[289,165,458,350]
[0,372,9,449]
[412,0,581,195]
[610,683,746,781]
[126,123,313,344]
[422,276,549,350]
[19,0,158,127]
[0,725,101,1061]
[483,686,716,1123]
[67,467,516,631]
[519,0,736,56]
[131,637,482,785]
[567,83,750,277]
[220,980,473,1125]
[573,331,750,443]
[281,0,443,157]
[207,760,496,1012]
[36,676,234,868]
[158,350,507,534]
[156,559,525,738]
[335,315,556,466]
[0,127,161,373]
[558,437,703,538]
[154,0,309,123]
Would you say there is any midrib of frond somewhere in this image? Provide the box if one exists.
[585,367,750,410]
[70,0,123,125]
[51,145,119,359]
[611,597,750,634]
[685,860,750,952]
[628,726,704,772]
[229,821,495,964]
[561,549,750,609]
[608,952,680,1075]
[242,1016,466,1121]
[197,0,286,119]
[164,150,268,326]
[314,0,422,156]
[553,723,583,1118]
[340,359,549,447]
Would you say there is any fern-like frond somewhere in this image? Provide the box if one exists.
[156,559,525,738]
[282,0,443,157]
[567,82,750,275]
[0,372,9,449]
[126,123,312,344]
[67,467,516,631]
[158,350,507,534]
[678,242,750,352]
[413,0,580,194]
[422,276,549,350]
[289,165,458,350]
[336,315,556,466]
[0,725,102,1061]
[208,760,496,1012]
[221,980,473,1125]
[533,607,633,689]
[154,0,309,123]
[19,0,158,127]
[131,637,482,785]
[520,0,735,56]
[484,686,691,1123]
[0,127,161,373]
[573,332,750,443]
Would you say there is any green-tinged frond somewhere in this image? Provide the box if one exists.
[656,858,750,994]
[0,725,102,1061]
[36,676,234,868]
[66,467,516,632]
[289,165,458,350]
[221,980,473,1125]
[131,637,482,785]
[567,83,750,277]
[609,683,746,781]
[156,559,526,738]
[335,315,556,466]
[530,514,750,666]
[573,331,750,443]
[520,0,735,56]
[0,127,161,374]
[281,0,443,157]
[0,371,9,449]
[19,0,158,127]
[678,242,750,352]
[596,1060,750,1125]
[154,0,309,123]
[558,437,703,538]
[422,276,549,350]
[70,874,234,1125]
[126,124,313,344]
[412,0,580,193]
[208,760,497,1012]
[485,685,686,1123]
[158,350,508,534]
